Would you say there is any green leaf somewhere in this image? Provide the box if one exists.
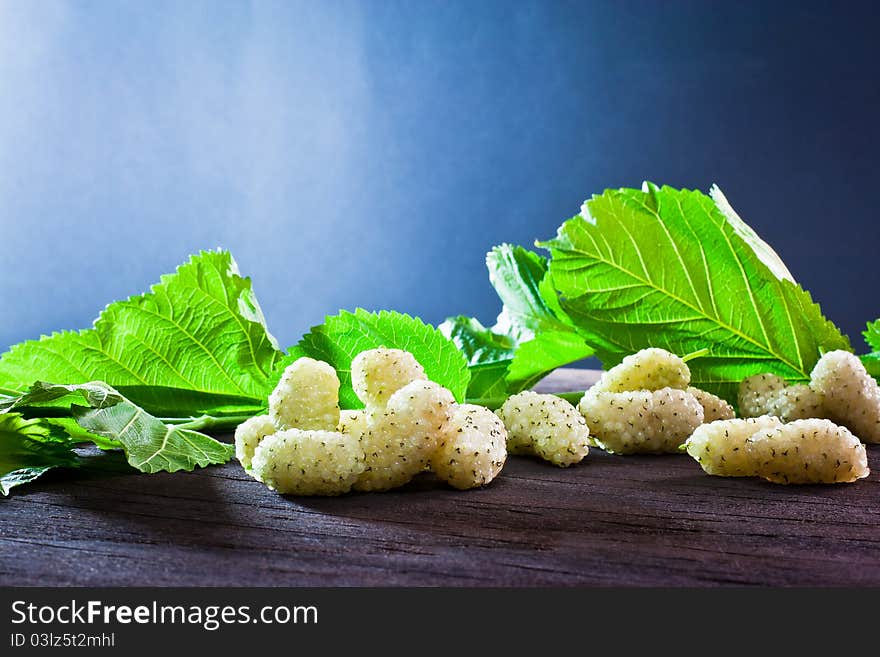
[0,413,80,495]
[488,244,572,340]
[506,330,595,393]
[861,320,880,378]
[439,316,514,399]
[0,379,124,414]
[0,250,281,418]
[709,185,796,282]
[439,315,516,366]
[465,363,512,399]
[277,309,471,409]
[862,354,880,378]
[441,319,593,399]
[540,183,850,402]
[864,320,880,351]
[442,245,594,402]
[45,418,122,451]
[4,382,234,474]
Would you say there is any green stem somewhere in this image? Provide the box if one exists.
[14,405,252,433]
[681,348,710,363]
[163,414,253,432]
[467,390,583,410]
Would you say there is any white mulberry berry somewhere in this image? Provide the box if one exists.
[354,380,454,492]
[250,429,365,496]
[746,418,869,484]
[738,374,824,421]
[810,350,880,443]
[496,391,590,467]
[234,414,276,471]
[738,374,786,418]
[431,404,507,489]
[688,387,735,422]
[579,387,704,454]
[769,385,824,421]
[592,348,690,393]
[685,416,783,476]
[351,347,426,414]
[269,357,340,431]
[338,409,368,438]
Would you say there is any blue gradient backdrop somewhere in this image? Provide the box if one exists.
[2,0,878,352]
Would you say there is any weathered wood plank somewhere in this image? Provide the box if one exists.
[1,369,878,586]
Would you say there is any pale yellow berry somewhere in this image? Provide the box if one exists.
[269,357,340,431]
[685,416,783,476]
[811,350,880,443]
[250,429,365,496]
[432,404,507,489]
[496,391,589,467]
[746,418,869,484]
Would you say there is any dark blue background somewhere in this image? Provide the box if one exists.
[2,0,877,351]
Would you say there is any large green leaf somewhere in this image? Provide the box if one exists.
[4,382,234,474]
[276,309,471,409]
[0,250,281,418]
[0,413,80,496]
[540,183,850,401]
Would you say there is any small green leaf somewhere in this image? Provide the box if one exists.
[439,316,515,399]
[506,330,594,393]
[864,320,880,351]
[439,315,516,366]
[45,418,122,451]
[72,400,234,474]
[861,354,880,378]
[466,362,512,399]
[277,309,471,409]
[443,245,593,402]
[862,320,880,378]
[0,413,80,495]
[5,382,234,474]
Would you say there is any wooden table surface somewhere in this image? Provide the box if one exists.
[2,369,879,587]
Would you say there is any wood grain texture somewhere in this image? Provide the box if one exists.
[2,369,878,587]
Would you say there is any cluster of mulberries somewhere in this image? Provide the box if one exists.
[236,344,877,492]
[496,391,590,467]
[685,417,869,484]
[685,350,877,485]
[236,348,508,496]
[738,350,880,443]
[576,348,722,454]
[236,357,364,496]
[575,347,874,486]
